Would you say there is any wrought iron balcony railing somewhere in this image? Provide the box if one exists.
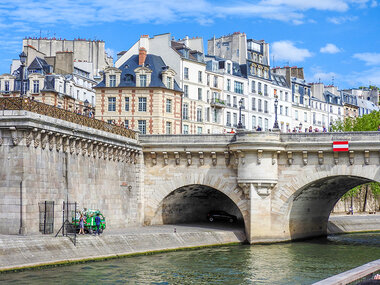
[0,97,137,140]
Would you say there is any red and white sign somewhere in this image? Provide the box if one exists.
[333,141,349,152]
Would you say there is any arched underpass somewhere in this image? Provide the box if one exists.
[150,184,245,228]
[289,175,375,240]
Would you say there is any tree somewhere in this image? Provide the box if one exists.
[331,110,380,132]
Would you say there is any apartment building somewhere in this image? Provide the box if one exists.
[94,48,182,134]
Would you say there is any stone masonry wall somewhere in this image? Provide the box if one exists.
[0,111,142,235]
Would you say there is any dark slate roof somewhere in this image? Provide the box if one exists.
[96,54,181,92]
[271,74,289,88]
[323,91,342,105]
[28,57,51,74]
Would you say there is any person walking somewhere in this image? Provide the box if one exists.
[79,214,86,235]
[94,213,102,235]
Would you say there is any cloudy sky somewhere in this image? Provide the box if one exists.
[0,0,379,88]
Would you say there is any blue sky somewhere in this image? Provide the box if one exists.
[0,0,379,89]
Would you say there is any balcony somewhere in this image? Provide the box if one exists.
[210,98,226,108]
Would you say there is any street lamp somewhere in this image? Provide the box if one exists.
[237,98,243,129]
[273,96,279,130]
[299,122,303,132]
[19,52,27,97]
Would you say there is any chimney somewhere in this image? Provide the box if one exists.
[139,47,147,66]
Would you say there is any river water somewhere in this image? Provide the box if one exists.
[1,232,380,285]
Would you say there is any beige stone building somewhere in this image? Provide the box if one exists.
[95,49,183,134]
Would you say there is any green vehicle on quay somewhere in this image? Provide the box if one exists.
[72,209,106,234]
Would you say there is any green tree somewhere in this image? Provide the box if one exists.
[331,110,380,132]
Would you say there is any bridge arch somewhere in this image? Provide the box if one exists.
[143,173,249,228]
[274,165,380,240]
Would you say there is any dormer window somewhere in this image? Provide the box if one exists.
[227,63,231,74]
[167,77,173,89]
[109,75,116,87]
[140,75,147,87]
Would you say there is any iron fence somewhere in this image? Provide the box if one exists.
[0,97,136,139]
[38,201,54,234]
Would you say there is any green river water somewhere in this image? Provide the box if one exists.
[1,232,380,285]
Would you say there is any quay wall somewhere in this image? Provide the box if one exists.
[0,229,246,272]
[0,110,142,235]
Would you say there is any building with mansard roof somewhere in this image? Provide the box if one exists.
[94,48,183,134]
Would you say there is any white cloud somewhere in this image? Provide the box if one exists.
[0,0,374,28]
[345,67,380,86]
[353,53,380,65]
[320,43,342,54]
[327,15,358,24]
[271,41,313,63]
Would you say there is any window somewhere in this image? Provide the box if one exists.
[198,71,202,83]
[197,127,203,134]
[166,99,172,113]
[285,106,289,116]
[23,82,28,94]
[280,90,283,101]
[76,90,79,99]
[264,118,268,130]
[304,112,307,122]
[33,80,39,93]
[166,77,172,89]
[251,81,256,93]
[280,105,283,115]
[338,107,341,115]
[197,107,202,122]
[258,99,262,112]
[234,81,243,94]
[264,101,268,113]
[107,120,113,124]
[138,120,146,134]
[258,82,262,94]
[241,114,246,128]
[258,117,262,128]
[140,75,147,87]
[233,113,237,127]
[166,122,172,134]
[252,98,256,111]
[264,84,268,96]
[205,107,210,122]
[125,97,130,111]
[330,106,333,112]
[226,112,231,126]
[109,75,116,87]
[184,67,189,79]
[285,92,288,102]
[295,110,298,120]
[227,95,231,106]
[108,97,116,111]
[183,125,189,134]
[227,63,231,74]
[138,97,147,112]
[124,120,129,129]
[227,79,231,91]
[241,98,245,109]
[213,76,218,88]
[184,85,189,97]
[183,103,189,120]
[198,88,202,100]
[252,116,256,129]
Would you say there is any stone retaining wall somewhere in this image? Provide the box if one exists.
[0,230,246,272]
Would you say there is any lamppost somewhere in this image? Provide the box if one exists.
[237,98,243,129]
[273,96,279,130]
[19,52,27,97]
[299,122,303,132]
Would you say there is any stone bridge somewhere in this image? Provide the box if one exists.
[1,109,379,243]
[141,132,380,243]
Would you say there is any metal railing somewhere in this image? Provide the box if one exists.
[0,97,137,139]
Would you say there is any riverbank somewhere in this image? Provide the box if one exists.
[328,214,380,234]
[1,215,379,273]
[0,224,246,272]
